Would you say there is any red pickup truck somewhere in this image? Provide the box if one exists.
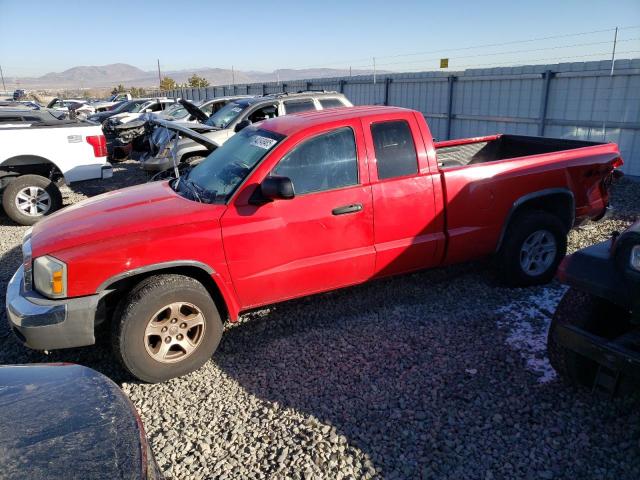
[6,106,623,382]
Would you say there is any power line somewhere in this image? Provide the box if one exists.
[418,49,640,71]
[362,38,640,70]
[289,25,640,70]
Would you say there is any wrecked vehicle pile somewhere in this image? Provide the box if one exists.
[139,91,353,174]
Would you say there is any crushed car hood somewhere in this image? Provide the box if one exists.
[32,180,225,257]
[150,118,220,150]
[178,98,209,123]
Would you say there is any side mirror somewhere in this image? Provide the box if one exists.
[260,176,295,201]
[234,119,251,132]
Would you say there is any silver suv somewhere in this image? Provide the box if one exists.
[141,91,352,172]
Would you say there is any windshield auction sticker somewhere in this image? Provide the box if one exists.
[250,136,277,149]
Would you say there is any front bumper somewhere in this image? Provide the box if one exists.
[64,162,113,183]
[140,154,173,172]
[555,325,640,379]
[556,239,631,308]
[5,266,105,350]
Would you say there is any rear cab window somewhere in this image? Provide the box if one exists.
[319,98,346,109]
[370,120,418,180]
[283,99,317,114]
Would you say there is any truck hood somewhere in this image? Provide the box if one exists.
[32,180,225,257]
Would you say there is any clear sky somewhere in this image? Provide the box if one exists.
[1,0,639,77]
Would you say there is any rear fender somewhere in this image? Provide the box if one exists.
[496,188,575,252]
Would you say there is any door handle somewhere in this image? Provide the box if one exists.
[332,203,363,215]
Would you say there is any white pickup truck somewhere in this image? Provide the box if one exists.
[0,109,113,225]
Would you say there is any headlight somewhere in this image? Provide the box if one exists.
[22,230,33,291]
[631,245,640,271]
[34,256,67,298]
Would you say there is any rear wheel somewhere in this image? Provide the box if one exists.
[112,274,223,383]
[548,288,630,388]
[2,174,62,225]
[498,210,567,286]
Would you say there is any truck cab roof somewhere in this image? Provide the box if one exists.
[261,105,412,136]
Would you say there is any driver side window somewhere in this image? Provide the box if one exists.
[272,127,358,195]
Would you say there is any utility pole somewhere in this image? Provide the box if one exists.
[157,59,162,90]
[609,26,618,76]
[349,66,352,77]
[232,65,235,86]
[603,27,619,140]
[0,64,6,94]
[373,57,377,85]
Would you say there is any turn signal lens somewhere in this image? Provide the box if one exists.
[52,271,64,294]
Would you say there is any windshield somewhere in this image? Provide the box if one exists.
[177,127,284,203]
[129,101,151,113]
[204,101,245,128]
[110,101,130,113]
[165,105,188,119]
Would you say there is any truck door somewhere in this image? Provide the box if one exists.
[221,123,375,309]
[362,114,443,277]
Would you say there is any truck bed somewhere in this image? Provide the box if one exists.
[435,134,603,169]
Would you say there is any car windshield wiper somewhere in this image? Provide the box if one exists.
[177,177,202,203]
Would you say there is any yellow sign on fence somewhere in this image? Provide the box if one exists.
[440,58,449,69]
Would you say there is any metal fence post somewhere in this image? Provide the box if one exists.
[538,70,554,137]
[445,75,456,140]
[262,83,266,96]
[306,81,312,92]
[339,80,346,94]
[384,77,392,106]
[282,83,287,93]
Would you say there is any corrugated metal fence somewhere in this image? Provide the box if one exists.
[151,59,640,175]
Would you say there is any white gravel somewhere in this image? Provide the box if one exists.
[0,162,638,479]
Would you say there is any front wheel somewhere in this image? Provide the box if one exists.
[2,174,63,225]
[112,274,223,383]
[498,210,567,287]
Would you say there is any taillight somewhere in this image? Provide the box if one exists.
[86,135,107,157]
[612,157,624,169]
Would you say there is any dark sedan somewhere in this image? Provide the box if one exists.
[0,363,162,479]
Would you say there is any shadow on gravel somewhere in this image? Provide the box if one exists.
[215,265,640,479]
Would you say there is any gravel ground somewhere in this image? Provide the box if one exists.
[0,161,639,479]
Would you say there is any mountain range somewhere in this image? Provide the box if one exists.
[6,63,383,90]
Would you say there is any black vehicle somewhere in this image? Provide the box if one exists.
[547,220,640,396]
[86,98,147,123]
[0,364,163,479]
[12,89,26,100]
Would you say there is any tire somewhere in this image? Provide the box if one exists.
[112,274,223,383]
[498,210,567,287]
[2,174,63,225]
[547,288,629,388]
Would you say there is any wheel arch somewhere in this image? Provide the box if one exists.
[98,261,235,323]
[496,188,575,253]
[1,155,63,181]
